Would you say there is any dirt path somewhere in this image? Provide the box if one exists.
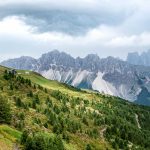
[100,127,107,137]
[13,143,20,150]
[135,114,141,129]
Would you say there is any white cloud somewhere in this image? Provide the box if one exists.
[0,0,150,60]
[0,16,150,61]
[0,16,35,34]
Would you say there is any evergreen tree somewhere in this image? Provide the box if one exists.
[16,97,22,107]
[86,144,92,150]
[27,91,33,97]
[33,84,36,89]
[10,84,14,90]
[21,130,29,144]
[35,94,40,104]
[54,136,64,150]
[44,88,48,93]
[32,99,36,109]
[0,96,11,124]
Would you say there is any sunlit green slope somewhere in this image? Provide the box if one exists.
[0,66,150,150]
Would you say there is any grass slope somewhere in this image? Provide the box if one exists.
[18,70,94,99]
[0,66,150,150]
[0,125,21,150]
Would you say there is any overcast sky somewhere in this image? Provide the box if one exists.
[0,0,150,60]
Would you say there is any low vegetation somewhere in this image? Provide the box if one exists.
[0,66,150,150]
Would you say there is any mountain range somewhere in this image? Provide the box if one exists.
[127,50,150,66]
[1,50,150,106]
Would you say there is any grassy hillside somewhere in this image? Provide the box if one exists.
[0,66,150,150]
[0,125,21,150]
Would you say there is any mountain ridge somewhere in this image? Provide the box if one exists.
[1,50,150,106]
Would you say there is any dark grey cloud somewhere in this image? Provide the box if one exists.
[0,2,131,35]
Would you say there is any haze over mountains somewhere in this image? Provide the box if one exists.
[1,50,150,106]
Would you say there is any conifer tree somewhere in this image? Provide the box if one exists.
[0,96,11,124]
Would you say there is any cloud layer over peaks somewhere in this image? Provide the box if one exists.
[0,0,150,60]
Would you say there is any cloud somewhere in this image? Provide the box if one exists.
[0,0,150,60]
[0,0,135,35]
[0,15,150,61]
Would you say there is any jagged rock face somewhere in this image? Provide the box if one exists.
[1,50,150,105]
[127,50,150,66]
[1,56,38,71]
[38,50,76,71]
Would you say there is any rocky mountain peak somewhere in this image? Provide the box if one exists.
[127,50,150,66]
[1,50,150,105]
